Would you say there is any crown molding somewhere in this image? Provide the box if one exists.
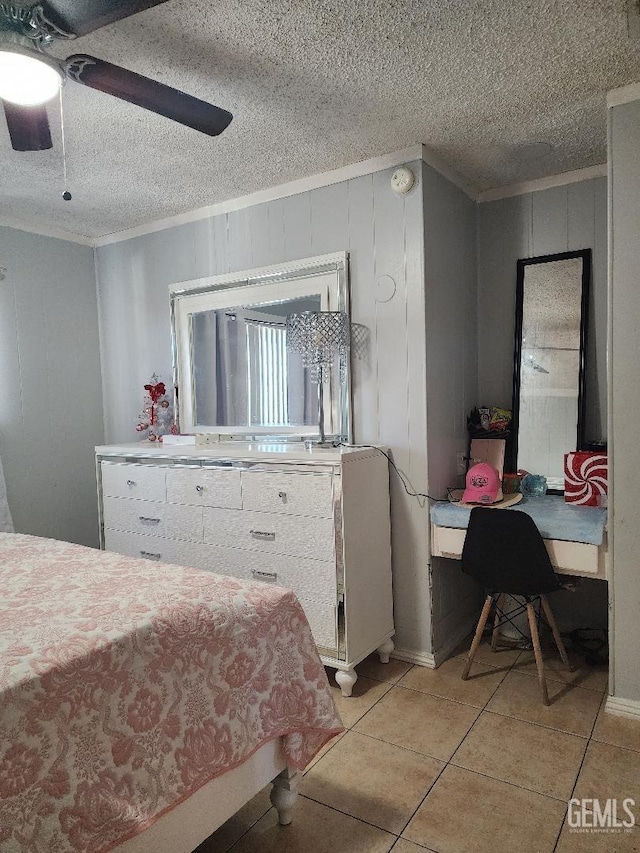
[478,163,608,203]
[94,145,426,247]
[7,146,606,246]
[0,218,94,246]
[607,81,640,108]
[419,145,479,201]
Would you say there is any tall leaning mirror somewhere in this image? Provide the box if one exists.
[511,249,591,491]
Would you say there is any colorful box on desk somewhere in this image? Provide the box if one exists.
[564,452,608,506]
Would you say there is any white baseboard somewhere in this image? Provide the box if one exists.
[392,614,478,670]
[392,647,436,668]
[605,695,640,720]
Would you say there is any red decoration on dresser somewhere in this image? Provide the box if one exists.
[136,374,176,441]
[564,452,608,506]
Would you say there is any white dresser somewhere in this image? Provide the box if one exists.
[95,442,394,696]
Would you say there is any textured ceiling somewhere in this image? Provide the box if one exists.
[1,0,639,239]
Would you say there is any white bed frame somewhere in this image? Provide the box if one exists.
[112,738,298,853]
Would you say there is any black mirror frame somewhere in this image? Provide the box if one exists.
[509,248,591,492]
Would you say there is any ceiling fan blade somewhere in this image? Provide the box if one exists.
[38,0,169,38]
[65,55,233,137]
[2,101,52,151]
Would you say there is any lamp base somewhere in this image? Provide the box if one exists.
[304,439,336,450]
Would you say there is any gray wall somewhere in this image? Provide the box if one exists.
[422,163,482,656]
[477,178,608,445]
[609,99,640,703]
[0,227,104,547]
[95,162,441,658]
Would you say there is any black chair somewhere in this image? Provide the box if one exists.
[460,506,572,705]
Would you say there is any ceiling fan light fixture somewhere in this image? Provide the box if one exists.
[0,38,63,106]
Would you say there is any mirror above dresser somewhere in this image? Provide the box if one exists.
[170,252,351,442]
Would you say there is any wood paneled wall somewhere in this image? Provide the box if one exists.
[477,178,607,445]
[422,163,480,657]
[476,178,609,639]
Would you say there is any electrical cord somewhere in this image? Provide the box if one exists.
[334,442,440,507]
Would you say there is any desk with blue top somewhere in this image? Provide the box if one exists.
[430,495,608,580]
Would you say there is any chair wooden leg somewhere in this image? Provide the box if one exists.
[540,595,573,672]
[462,594,494,680]
[526,602,549,705]
[491,593,505,651]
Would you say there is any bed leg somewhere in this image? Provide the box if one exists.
[377,637,394,663]
[270,767,299,826]
[335,667,357,697]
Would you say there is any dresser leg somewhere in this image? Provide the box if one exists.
[335,668,358,697]
[377,637,394,664]
[270,767,298,825]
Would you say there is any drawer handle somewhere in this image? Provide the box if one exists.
[278,491,287,501]
[195,485,204,493]
[138,516,161,525]
[140,550,161,561]
[252,569,278,583]
[126,479,136,487]
[250,529,275,541]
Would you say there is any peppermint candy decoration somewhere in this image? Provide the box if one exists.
[564,452,607,506]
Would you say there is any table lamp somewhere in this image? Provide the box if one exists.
[285,310,350,446]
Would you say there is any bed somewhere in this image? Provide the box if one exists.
[0,532,343,852]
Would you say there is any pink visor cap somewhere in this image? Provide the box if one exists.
[462,462,503,505]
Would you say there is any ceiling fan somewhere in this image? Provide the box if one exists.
[0,0,233,151]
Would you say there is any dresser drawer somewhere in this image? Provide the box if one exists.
[190,553,338,648]
[431,525,466,559]
[241,470,334,517]
[104,531,237,574]
[104,528,191,565]
[544,538,601,575]
[166,467,242,508]
[209,549,336,604]
[101,462,166,502]
[103,530,336,606]
[102,496,203,542]
[203,507,335,562]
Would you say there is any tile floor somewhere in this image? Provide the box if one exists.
[195,636,640,853]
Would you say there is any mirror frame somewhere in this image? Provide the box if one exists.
[170,251,351,440]
[510,248,591,491]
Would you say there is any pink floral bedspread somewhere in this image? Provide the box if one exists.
[0,533,343,852]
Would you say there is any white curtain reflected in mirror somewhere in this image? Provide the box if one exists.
[191,298,320,428]
[512,251,590,491]
[171,252,351,439]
